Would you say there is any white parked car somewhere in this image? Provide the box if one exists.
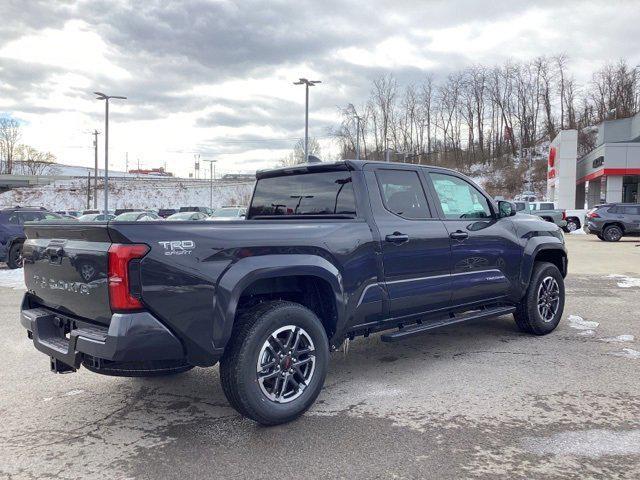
[207,206,247,221]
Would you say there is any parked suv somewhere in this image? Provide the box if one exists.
[584,203,640,241]
[0,207,65,268]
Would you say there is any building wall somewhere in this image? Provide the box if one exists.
[548,130,577,209]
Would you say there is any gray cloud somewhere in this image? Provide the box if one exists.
[1,0,639,168]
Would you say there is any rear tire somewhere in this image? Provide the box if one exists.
[602,225,623,242]
[563,219,579,232]
[7,242,23,269]
[220,301,329,425]
[514,262,565,335]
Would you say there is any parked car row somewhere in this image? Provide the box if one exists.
[56,206,247,222]
[1,204,247,269]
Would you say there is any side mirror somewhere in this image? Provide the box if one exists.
[498,200,517,218]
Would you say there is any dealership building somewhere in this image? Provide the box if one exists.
[548,111,640,209]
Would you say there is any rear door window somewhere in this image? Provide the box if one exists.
[248,171,356,217]
[375,169,431,219]
[18,212,44,223]
[622,206,640,215]
[539,203,555,210]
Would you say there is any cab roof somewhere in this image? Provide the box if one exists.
[256,159,456,179]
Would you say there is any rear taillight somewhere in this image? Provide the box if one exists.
[108,244,149,311]
[587,212,600,219]
[561,211,567,220]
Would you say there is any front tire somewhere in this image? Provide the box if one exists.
[220,301,329,425]
[602,225,623,242]
[514,262,565,335]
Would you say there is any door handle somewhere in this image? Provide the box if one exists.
[385,232,410,244]
[449,230,469,240]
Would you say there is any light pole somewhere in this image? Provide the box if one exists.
[94,92,126,213]
[293,78,321,162]
[354,114,362,160]
[202,159,217,209]
[92,130,100,208]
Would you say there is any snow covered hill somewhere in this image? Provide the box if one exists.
[0,178,254,211]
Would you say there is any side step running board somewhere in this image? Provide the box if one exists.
[380,306,516,343]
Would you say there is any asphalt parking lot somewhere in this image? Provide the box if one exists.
[1,233,639,479]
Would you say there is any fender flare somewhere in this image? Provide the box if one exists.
[211,254,346,349]
[519,239,567,292]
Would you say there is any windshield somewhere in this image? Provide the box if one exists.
[248,171,356,218]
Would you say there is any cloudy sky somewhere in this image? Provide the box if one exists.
[1,0,639,177]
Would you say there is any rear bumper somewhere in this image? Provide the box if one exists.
[584,221,602,234]
[20,299,186,372]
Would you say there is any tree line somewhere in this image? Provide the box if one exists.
[0,118,57,175]
[332,56,640,172]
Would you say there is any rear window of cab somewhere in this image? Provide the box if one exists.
[248,171,356,218]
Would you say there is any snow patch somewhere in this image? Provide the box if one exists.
[607,274,640,288]
[568,315,599,331]
[0,268,26,290]
[577,330,595,336]
[612,348,640,359]
[569,229,586,235]
[599,335,634,343]
[65,389,84,396]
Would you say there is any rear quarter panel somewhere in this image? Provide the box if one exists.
[112,219,378,365]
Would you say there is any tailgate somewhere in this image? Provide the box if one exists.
[23,223,113,325]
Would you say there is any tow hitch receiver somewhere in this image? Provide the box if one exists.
[50,357,76,374]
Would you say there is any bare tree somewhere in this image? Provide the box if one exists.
[0,118,21,174]
[279,137,321,166]
[15,145,57,175]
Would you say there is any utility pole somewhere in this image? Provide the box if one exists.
[94,92,127,213]
[293,78,321,162]
[92,130,99,208]
[202,159,217,209]
[86,172,91,209]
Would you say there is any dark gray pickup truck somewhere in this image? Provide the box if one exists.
[20,160,567,425]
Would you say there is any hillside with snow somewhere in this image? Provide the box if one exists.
[0,178,254,211]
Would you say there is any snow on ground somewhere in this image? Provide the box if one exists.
[607,274,640,288]
[570,229,586,235]
[611,348,640,359]
[0,178,253,211]
[0,268,26,290]
[568,314,599,331]
[599,335,635,343]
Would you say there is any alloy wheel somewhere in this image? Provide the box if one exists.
[537,276,560,322]
[256,325,316,403]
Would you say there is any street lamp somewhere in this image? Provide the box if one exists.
[202,159,218,209]
[94,92,126,214]
[293,78,321,162]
